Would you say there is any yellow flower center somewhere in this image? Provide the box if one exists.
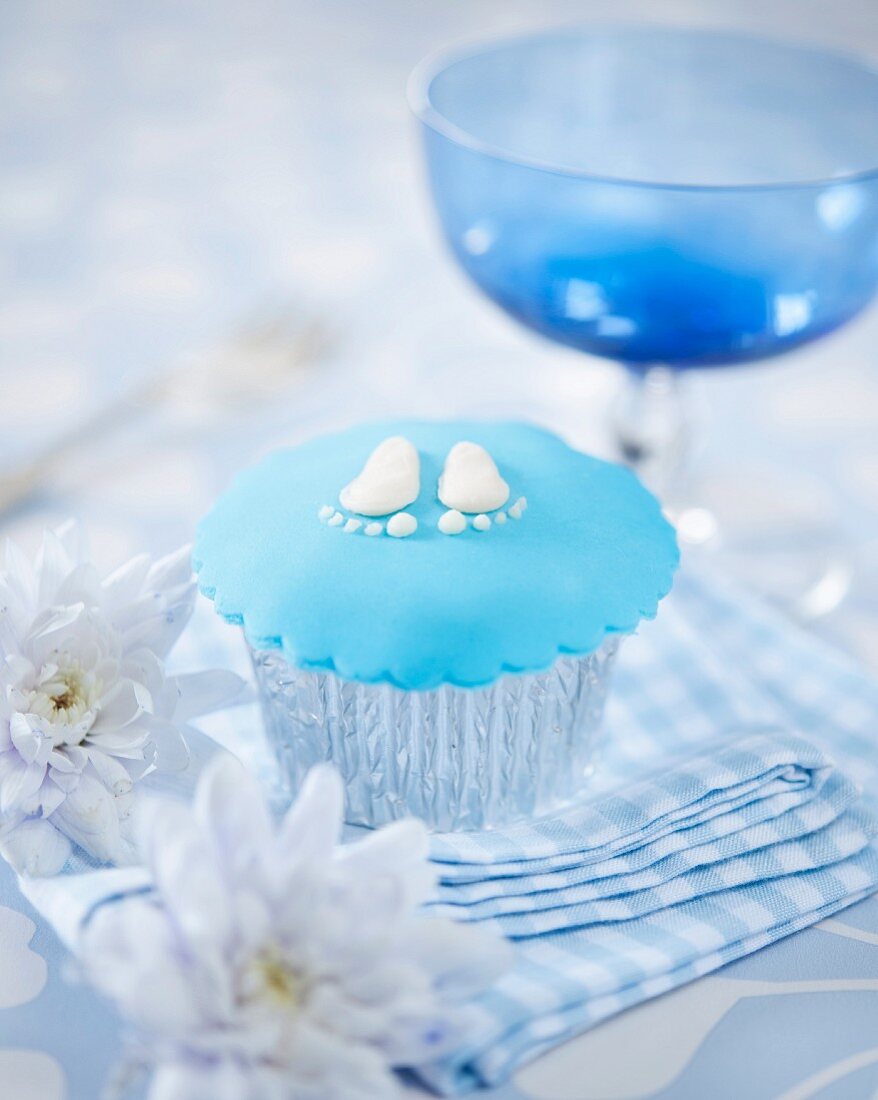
[242,945,307,1013]
[27,660,101,742]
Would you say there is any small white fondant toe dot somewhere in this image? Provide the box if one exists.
[438,509,466,535]
[364,522,384,537]
[472,514,491,531]
[318,504,335,521]
[495,511,507,524]
[387,512,417,538]
[328,511,344,527]
[343,518,362,533]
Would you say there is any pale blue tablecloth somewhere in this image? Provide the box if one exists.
[2,2,878,1098]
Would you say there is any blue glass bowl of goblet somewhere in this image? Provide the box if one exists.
[409,27,878,372]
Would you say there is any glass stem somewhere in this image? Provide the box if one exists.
[611,366,689,499]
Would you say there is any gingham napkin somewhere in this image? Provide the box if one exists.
[427,735,872,938]
[18,565,878,1095]
[412,569,878,1093]
[415,737,876,1092]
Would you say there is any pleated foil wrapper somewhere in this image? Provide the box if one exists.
[250,638,622,832]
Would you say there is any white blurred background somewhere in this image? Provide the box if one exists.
[1,0,878,664]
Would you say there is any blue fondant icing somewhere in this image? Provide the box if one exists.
[193,421,679,690]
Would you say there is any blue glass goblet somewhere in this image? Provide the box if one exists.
[410,27,878,603]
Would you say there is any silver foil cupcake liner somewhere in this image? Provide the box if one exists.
[250,638,622,832]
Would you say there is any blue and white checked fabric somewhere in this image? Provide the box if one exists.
[431,733,839,870]
[412,567,878,1093]
[17,564,878,1095]
[427,735,872,940]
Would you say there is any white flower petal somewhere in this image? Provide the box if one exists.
[149,1060,259,1100]
[87,751,134,797]
[93,678,150,731]
[339,819,433,901]
[54,563,103,607]
[141,799,233,951]
[82,730,148,759]
[83,900,205,1034]
[34,529,77,605]
[4,538,38,608]
[120,600,195,660]
[194,754,271,871]
[145,545,194,594]
[48,745,89,773]
[9,713,52,766]
[120,648,166,701]
[28,602,86,639]
[169,670,245,723]
[402,918,513,1002]
[110,593,172,635]
[0,755,47,814]
[121,751,156,784]
[0,818,71,876]
[48,768,80,792]
[145,718,190,773]
[25,604,89,668]
[0,608,19,656]
[51,772,125,863]
[339,957,429,1008]
[277,763,344,862]
[227,888,273,955]
[283,1023,402,1099]
[307,980,396,1043]
[52,518,89,562]
[2,653,33,689]
[37,779,67,817]
[101,553,153,607]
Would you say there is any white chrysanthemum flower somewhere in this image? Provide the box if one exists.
[0,522,242,876]
[80,757,509,1100]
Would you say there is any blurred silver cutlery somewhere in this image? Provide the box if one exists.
[0,306,331,517]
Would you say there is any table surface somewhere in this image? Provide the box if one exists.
[2,2,878,1098]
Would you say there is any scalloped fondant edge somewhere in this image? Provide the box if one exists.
[192,549,678,692]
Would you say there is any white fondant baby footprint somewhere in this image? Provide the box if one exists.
[321,436,525,540]
[320,436,421,538]
[438,442,509,513]
[340,436,420,517]
[435,444,525,536]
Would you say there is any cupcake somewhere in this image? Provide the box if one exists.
[194,421,678,830]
